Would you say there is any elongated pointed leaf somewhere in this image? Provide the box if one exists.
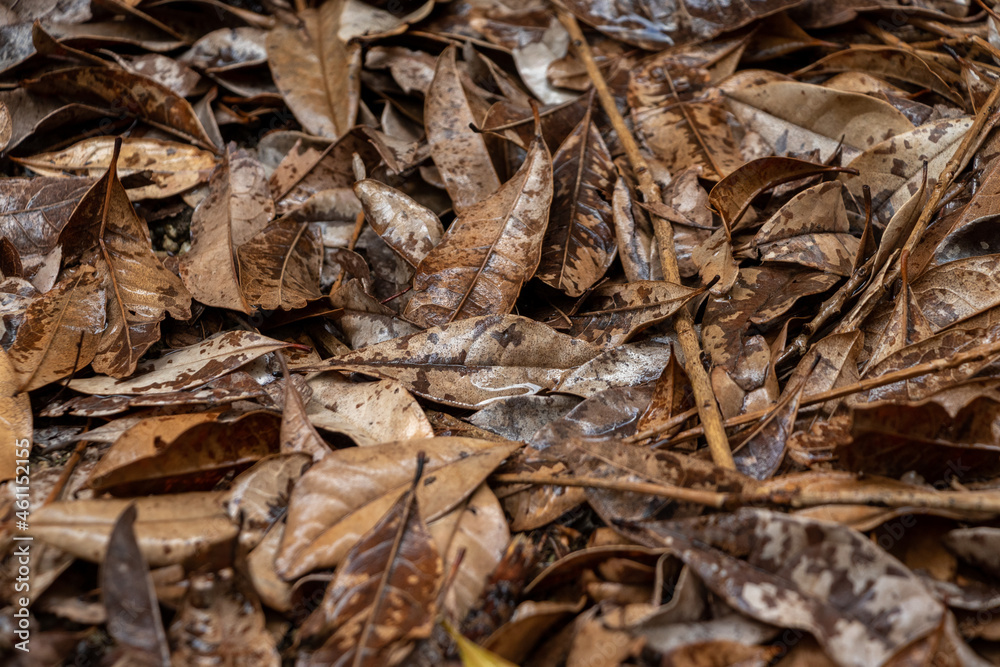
[354,178,444,268]
[266,0,360,139]
[568,280,701,346]
[536,107,617,297]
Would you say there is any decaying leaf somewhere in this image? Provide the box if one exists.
[58,138,192,377]
[308,315,600,408]
[405,132,553,328]
[299,462,443,665]
[354,179,444,268]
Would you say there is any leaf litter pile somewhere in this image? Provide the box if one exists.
[11,0,1000,665]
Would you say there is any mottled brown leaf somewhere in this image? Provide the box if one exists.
[180,144,274,313]
[536,107,617,296]
[0,176,93,255]
[405,132,552,328]
[58,138,192,377]
[568,280,701,346]
[237,216,324,310]
[425,45,501,214]
[68,330,293,395]
[354,179,444,268]
[9,265,105,391]
[306,315,600,408]
[299,468,442,666]
[0,347,31,481]
[624,509,945,667]
[24,66,216,149]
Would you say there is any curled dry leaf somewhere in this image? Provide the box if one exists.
[307,315,601,408]
[58,138,192,377]
[299,468,442,666]
[33,492,238,567]
[405,132,553,328]
[14,136,217,200]
[425,45,501,214]
[9,265,105,392]
[277,437,520,579]
[265,0,361,139]
[68,330,293,395]
[536,106,617,297]
[179,144,274,313]
[224,453,313,552]
[24,66,217,149]
[568,281,702,347]
[625,508,945,667]
[354,179,444,268]
[612,175,662,283]
[101,505,172,667]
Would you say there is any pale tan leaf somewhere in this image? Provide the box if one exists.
[33,492,238,567]
[68,330,292,395]
[0,347,31,481]
[14,136,216,200]
[265,0,361,139]
[306,373,434,447]
[405,135,553,328]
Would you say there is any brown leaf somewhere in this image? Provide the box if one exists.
[612,175,662,282]
[101,505,171,667]
[424,45,501,214]
[180,144,274,313]
[299,466,442,666]
[405,132,552,328]
[33,492,238,567]
[556,340,675,398]
[67,330,293,395]
[277,437,519,579]
[24,66,216,149]
[909,255,1000,332]
[86,411,280,496]
[732,379,806,479]
[354,178,444,268]
[265,0,361,140]
[58,138,192,377]
[8,265,105,391]
[306,373,434,447]
[0,176,93,256]
[14,136,216,200]
[568,280,702,346]
[536,106,617,296]
[307,315,600,408]
[0,346,32,481]
[237,216,324,310]
[842,117,972,223]
[223,453,313,552]
[751,181,858,276]
[279,366,333,461]
[636,352,695,441]
[624,508,945,667]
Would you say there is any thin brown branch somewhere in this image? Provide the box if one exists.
[556,5,736,470]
